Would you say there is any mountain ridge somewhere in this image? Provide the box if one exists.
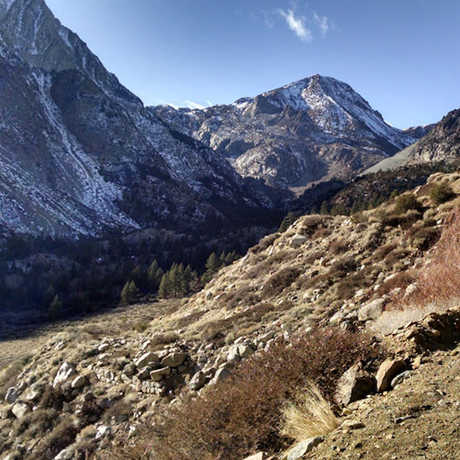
[153,74,423,188]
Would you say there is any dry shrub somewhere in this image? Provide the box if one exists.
[222,284,261,309]
[0,355,30,399]
[281,382,339,443]
[299,216,323,237]
[249,233,280,255]
[29,417,78,460]
[262,267,301,297]
[409,208,460,306]
[333,273,367,300]
[383,248,411,268]
[429,182,455,205]
[328,239,348,255]
[376,271,416,298]
[409,226,441,250]
[374,242,397,260]
[329,256,357,277]
[150,331,179,346]
[394,194,423,214]
[118,328,380,460]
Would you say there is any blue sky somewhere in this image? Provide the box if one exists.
[46,0,460,128]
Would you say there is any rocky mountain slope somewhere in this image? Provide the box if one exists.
[365,109,459,174]
[153,75,422,189]
[0,0,279,238]
[0,171,458,459]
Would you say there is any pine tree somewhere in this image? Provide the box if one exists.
[48,294,63,319]
[158,274,169,298]
[320,201,329,215]
[278,212,297,232]
[147,260,163,291]
[120,280,140,305]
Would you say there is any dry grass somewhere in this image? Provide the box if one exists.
[409,208,460,307]
[281,382,339,443]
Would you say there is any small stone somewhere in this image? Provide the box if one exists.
[71,375,89,390]
[5,387,18,404]
[244,453,265,460]
[135,352,160,368]
[98,343,110,353]
[342,419,365,430]
[210,367,231,385]
[95,425,112,440]
[390,370,412,388]
[286,436,324,459]
[137,366,152,380]
[376,359,406,392]
[189,371,207,391]
[11,401,30,419]
[358,299,385,321]
[150,367,171,381]
[161,352,187,368]
[53,362,76,387]
[290,234,307,248]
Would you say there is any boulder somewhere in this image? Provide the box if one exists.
[5,387,18,404]
[161,352,187,368]
[11,401,30,419]
[189,371,207,391]
[358,298,385,321]
[290,234,307,248]
[285,436,324,459]
[210,367,231,385]
[137,367,153,380]
[244,453,265,460]
[135,352,160,368]
[376,358,406,392]
[335,362,375,406]
[53,362,76,387]
[54,446,76,460]
[71,375,89,390]
[123,363,137,377]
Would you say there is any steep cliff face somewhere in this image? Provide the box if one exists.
[0,0,279,238]
[365,110,459,174]
[153,75,421,188]
[408,109,460,163]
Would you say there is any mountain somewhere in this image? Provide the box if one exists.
[0,0,278,238]
[153,75,422,189]
[365,110,459,174]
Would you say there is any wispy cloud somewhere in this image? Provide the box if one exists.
[278,9,312,42]
[313,12,329,37]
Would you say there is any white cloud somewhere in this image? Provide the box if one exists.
[278,9,312,42]
[313,12,329,36]
[185,100,206,110]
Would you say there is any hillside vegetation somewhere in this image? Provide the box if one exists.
[0,172,459,460]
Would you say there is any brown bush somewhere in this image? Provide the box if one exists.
[249,233,280,254]
[394,194,423,214]
[429,182,455,205]
[0,355,30,399]
[114,328,381,460]
[29,418,78,460]
[377,271,416,298]
[262,267,301,297]
[328,238,349,255]
[409,208,460,306]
